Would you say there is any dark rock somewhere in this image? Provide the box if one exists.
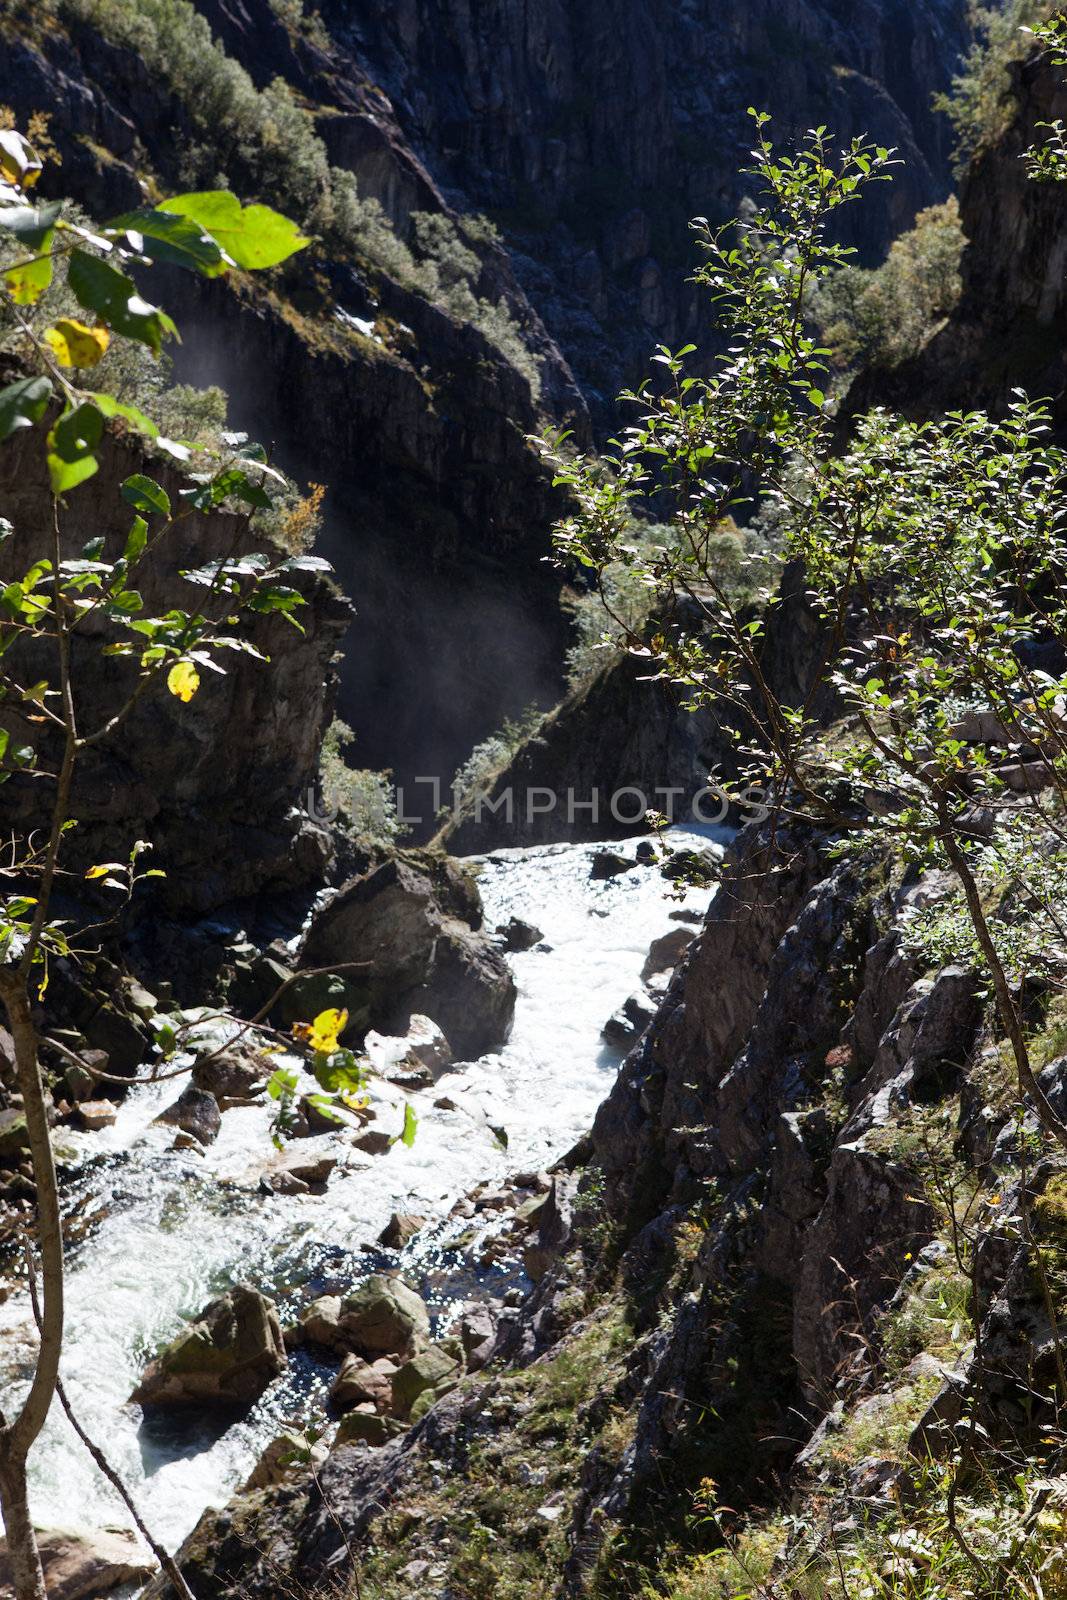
[601,991,657,1048]
[155,1086,222,1147]
[301,855,514,1059]
[378,1211,426,1249]
[590,849,634,880]
[640,926,695,981]
[130,1285,286,1408]
[495,916,543,952]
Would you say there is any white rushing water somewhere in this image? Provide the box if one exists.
[0,829,725,1551]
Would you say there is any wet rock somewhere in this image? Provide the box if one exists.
[334,1406,403,1448]
[601,991,657,1048]
[339,1275,430,1359]
[300,855,514,1059]
[391,1341,464,1421]
[457,1302,497,1371]
[352,1127,392,1156]
[264,1149,337,1195]
[495,917,543,952]
[155,1086,221,1147]
[366,1014,452,1088]
[589,849,634,880]
[75,1100,117,1132]
[191,1040,270,1108]
[0,1525,154,1599]
[640,926,695,981]
[130,1285,286,1408]
[331,1353,398,1411]
[244,1428,327,1491]
[172,1132,204,1155]
[379,1211,426,1249]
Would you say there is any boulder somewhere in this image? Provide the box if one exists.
[601,991,657,1048]
[590,849,634,880]
[366,1015,452,1088]
[191,1040,270,1107]
[330,1353,398,1411]
[154,1086,221,1147]
[640,926,695,981]
[495,917,543,952]
[75,1100,117,1132]
[391,1341,464,1421]
[334,1406,403,1448]
[393,928,514,1061]
[130,1285,286,1408]
[378,1211,426,1249]
[300,856,514,1060]
[339,1274,430,1358]
[0,1526,153,1600]
[301,1294,343,1349]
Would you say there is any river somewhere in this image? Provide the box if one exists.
[0,829,725,1552]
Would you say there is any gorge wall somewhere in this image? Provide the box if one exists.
[0,0,971,793]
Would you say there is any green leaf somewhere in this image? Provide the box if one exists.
[47,401,104,495]
[159,190,309,269]
[67,249,177,355]
[398,1101,418,1149]
[88,393,190,462]
[107,207,228,277]
[3,229,55,304]
[123,516,148,564]
[0,375,51,442]
[121,474,171,517]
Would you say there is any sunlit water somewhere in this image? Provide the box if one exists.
[0,829,725,1550]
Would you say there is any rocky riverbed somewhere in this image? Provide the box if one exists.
[0,828,725,1567]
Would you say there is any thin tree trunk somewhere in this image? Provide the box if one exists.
[0,973,65,1599]
[0,1458,45,1600]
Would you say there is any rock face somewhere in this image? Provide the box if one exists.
[848,48,1067,438]
[0,418,347,913]
[300,854,515,1057]
[0,1526,154,1600]
[130,1286,286,1409]
[322,0,969,415]
[0,0,971,795]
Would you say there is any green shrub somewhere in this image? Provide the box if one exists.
[808,197,964,373]
[60,0,542,392]
[320,719,407,846]
[934,0,1054,174]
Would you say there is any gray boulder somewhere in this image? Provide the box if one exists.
[155,1086,221,1147]
[130,1285,286,1408]
[339,1275,431,1358]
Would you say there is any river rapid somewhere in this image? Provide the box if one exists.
[0,829,726,1553]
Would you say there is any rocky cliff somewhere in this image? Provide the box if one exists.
[847,47,1067,433]
[149,819,1067,1597]
[0,408,348,916]
[0,0,971,793]
[322,0,971,415]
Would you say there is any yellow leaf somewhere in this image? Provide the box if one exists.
[0,130,41,188]
[45,318,110,369]
[293,1007,348,1054]
[85,865,110,879]
[167,659,200,703]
